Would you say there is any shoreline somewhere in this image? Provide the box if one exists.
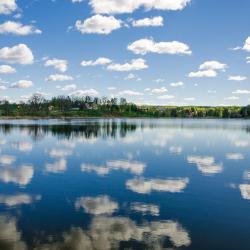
[0,116,249,120]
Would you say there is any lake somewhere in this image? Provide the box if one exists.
[0,118,250,250]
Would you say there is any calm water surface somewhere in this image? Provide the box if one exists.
[0,119,250,250]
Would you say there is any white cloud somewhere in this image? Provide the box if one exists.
[246,57,250,63]
[0,65,16,74]
[70,89,99,97]
[199,61,227,71]
[151,87,168,94]
[106,160,145,175]
[107,58,148,71]
[169,146,183,154]
[0,21,41,35]
[72,0,83,2]
[75,14,122,35]
[0,194,40,207]
[46,74,74,82]
[184,97,195,101]
[48,149,72,158]
[187,156,223,175]
[12,142,33,152]
[45,58,68,72]
[118,90,143,96]
[45,159,67,174]
[75,195,118,215]
[0,0,17,14]
[128,38,192,55]
[170,81,184,87]
[0,155,16,165]
[232,89,250,94]
[0,44,34,65]
[81,57,112,66]
[243,37,250,52]
[126,177,189,194]
[132,16,163,27]
[154,78,165,83]
[81,164,110,176]
[89,0,191,14]
[224,96,239,100]
[60,84,77,91]
[0,165,34,186]
[131,202,159,216]
[226,153,244,160]
[239,184,250,200]
[11,80,33,89]
[34,216,191,249]
[0,215,27,249]
[188,69,217,78]
[157,95,175,100]
[228,75,247,81]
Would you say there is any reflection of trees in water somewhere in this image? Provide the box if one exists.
[0,122,138,141]
[0,120,250,141]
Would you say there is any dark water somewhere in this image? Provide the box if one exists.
[0,119,250,250]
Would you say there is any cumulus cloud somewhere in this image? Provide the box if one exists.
[45,74,74,82]
[0,165,34,186]
[48,149,72,158]
[226,153,244,160]
[0,215,27,250]
[199,61,227,71]
[0,21,41,35]
[59,84,77,91]
[34,216,191,250]
[0,155,16,165]
[106,160,146,175]
[189,60,227,78]
[81,57,112,67]
[224,96,239,101]
[45,58,68,72]
[0,193,41,207]
[0,44,34,65]
[81,164,110,176]
[12,142,33,152]
[131,202,159,216]
[75,195,118,215]
[70,89,99,97]
[0,65,16,74]
[243,37,250,52]
[188,69,217,78]
[89,0,191,14]
[126,177,189,194]
[76,15,122,35]
[128,38,192,55]
[228,75,247,81]
[10,80,33,89]
[157,95,175,100]
[107,58,148,71]
[0,0,17,14]
[151,87,168,94]
[118,90,144,96]
[81,159,146,176]
[239,184,250,200]
[170,81,184,87]
[232,89,250,94]
[169,146,183,154]
[45,159,67,174]
[132,16,163,27]
[187,156,223,175]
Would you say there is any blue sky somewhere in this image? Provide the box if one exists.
[0,0,249,106]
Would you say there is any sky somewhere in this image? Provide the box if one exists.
[0,0,249,106]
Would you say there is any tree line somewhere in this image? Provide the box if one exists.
[0,93,250,118]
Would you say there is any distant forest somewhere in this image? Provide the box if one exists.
[0,94,250,118]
